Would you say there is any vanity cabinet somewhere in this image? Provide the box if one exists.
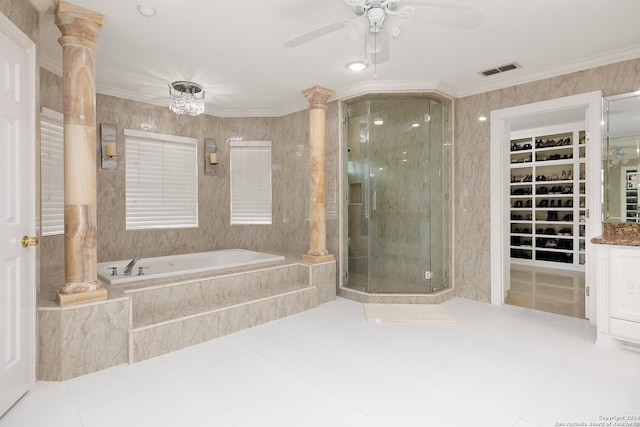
[509,126,587,269]
[596,244,640,347]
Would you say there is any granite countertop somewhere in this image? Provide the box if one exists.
[591,222,640,246]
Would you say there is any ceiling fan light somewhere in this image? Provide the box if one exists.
[346,61,368,71]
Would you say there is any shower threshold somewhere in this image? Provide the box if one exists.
[339,273,454,304]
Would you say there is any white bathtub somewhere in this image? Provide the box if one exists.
[97,249,286,285]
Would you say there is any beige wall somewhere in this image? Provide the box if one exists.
[454,58,640,302]
[0,0,38,42]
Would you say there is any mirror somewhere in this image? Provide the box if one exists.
[602,91,640,223]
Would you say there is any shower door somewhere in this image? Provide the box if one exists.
[345,96,451,294]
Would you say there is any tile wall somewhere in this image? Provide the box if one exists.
[454,58,640,301]
[39,69,340,302]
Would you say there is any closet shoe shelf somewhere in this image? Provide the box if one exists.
[509,128,586,270]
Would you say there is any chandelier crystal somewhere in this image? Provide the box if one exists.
[168,81,205,116]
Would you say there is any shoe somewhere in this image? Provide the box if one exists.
[538,199,548,207]
[560,170,567,180]
[550,200,556,207]
[514,200,523,208]
[547,211,558,221]
[538,187,549,194]
[564,199,573,207]
[562,214,573,221]
[525,200,532,208]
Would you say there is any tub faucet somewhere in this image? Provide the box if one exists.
[123,257,141,275]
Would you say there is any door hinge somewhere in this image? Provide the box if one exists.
[424,114,431,123]
[425,271,432,280]
[586,286,590,297]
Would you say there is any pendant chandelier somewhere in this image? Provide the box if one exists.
[168,81,205,116]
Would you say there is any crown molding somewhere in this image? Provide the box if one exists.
[36,45,640,117]
[456,45,640,99]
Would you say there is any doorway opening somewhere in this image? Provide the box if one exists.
[490,92,602,323]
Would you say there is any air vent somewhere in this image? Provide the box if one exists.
[479,62,520,77]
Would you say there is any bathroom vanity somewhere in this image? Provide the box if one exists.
[594,242,640,348]
[594,91,640,349]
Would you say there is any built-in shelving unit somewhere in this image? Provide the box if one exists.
[623,169,638,223]
[509,127,586,270]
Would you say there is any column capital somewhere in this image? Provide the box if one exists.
[56,1,103,50]
[302,86,334,110]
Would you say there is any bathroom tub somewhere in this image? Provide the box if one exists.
[97,249,285,285]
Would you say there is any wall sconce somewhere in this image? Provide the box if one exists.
[101,124,117,170]
[204,138,218,176]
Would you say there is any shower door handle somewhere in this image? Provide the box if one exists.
[372,190,377,213]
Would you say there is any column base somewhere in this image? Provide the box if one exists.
[58,287,108,307]
[302,253,335,263]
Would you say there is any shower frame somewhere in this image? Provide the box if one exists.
[338,93,456,304]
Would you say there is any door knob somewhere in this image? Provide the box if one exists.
[21,236,39,247]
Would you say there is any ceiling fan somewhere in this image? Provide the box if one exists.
[283,0,482,49]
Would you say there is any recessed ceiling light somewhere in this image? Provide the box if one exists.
[137,4,156,17]
[478,116,487,121]
[346,61,368,72]
[411,123,420,128]
[373,118,384,125]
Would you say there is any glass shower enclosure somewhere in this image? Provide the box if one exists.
[343,95,452,294]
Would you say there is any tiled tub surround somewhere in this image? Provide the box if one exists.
[38,256,336,381]
[39,67,342,300]
[97,249,286,285]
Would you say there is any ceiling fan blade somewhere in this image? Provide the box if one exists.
[402,1,484,29]
[283,21,349,48]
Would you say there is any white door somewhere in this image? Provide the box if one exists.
[0,13,37,416]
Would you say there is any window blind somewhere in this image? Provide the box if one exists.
[124,129,198,230]
[230,140,272,225]
[40,107,64,236]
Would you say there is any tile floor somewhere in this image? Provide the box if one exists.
[508,265,585,318]
[1,297,639,427]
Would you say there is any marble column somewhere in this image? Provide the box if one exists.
[302,86,334,263]
[56,2,107,305]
